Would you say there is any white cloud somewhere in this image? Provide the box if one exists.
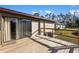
[32,11,38,14]
[32,10,43,14]
[45,10,51,14]
[70,10,79,17]
[70,10,75,15]
[70,10,79,15]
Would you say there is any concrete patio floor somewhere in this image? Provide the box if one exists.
[0,38,48,53]
[0,35,79,53]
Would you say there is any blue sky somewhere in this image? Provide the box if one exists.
[0,5,79,16]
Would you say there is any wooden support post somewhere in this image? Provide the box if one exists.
[43,21,45,35]
[54,23,56,34]
[18,20,21,38]
[38,20,41,35]
[16,18,19,39]
[52,28,53,37]
[0,15,4,46]
[21,21,23,38]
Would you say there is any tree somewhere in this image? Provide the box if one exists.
[59,13,65,18]
[52,13,56,20]
[75,19,79,28]
[64,12,72,26]
[45,14,49,19]
[65,12,72,20]
[64,12,79,28]
[45,13,53,20]
[33,13,40,16]
[41,16,44,18]
[57,13,65,23]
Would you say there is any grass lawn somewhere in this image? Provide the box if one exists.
[55,29,78,44]
[55,29,77,38]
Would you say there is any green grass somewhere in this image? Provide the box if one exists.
[55,29,77,44]
[55,29,77,38]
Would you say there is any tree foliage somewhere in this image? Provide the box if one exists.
[33,13,40,16]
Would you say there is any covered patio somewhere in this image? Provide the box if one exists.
[0,7,79,53]
[0,7,55,46]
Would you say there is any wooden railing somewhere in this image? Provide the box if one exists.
[40,28,54,37]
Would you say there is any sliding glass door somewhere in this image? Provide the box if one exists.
[19,20,32,38]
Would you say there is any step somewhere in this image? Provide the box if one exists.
[32,36,79,53]
[36,35,76,46]
[32,36,62,47]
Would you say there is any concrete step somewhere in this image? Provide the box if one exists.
[32,36,62,47]
[32,35,79,53]
[36,35,76,45]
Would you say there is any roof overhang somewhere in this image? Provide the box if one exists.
[0,7,55,23]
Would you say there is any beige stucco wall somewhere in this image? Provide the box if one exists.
[32,21,39,36]
[0,17,11,43]
[32,20,55,36]
[40,21,55,34]
[45,22,55,32]
[40,21,43,28]
[45,22,54,28]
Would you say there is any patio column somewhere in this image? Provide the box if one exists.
[4,17,11,42]
[43,21,45,35]
[16,18,19,39]
[38,20,41,35]
[7,17,11,41]
[0,15,4,45]
[18,20,21,38]
[22,21,24,38]
[54,23,56,34]
[21,20,23,38]
[23,21,25,37]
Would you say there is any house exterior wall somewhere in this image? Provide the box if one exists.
[0,16,55,44]
[32,20,39,36]
[0,17,11,44]
[32,20,55,36]
[45,22,55,28]
[0,15,55,45]
[45,22,55,34]
[0,8,56,45]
